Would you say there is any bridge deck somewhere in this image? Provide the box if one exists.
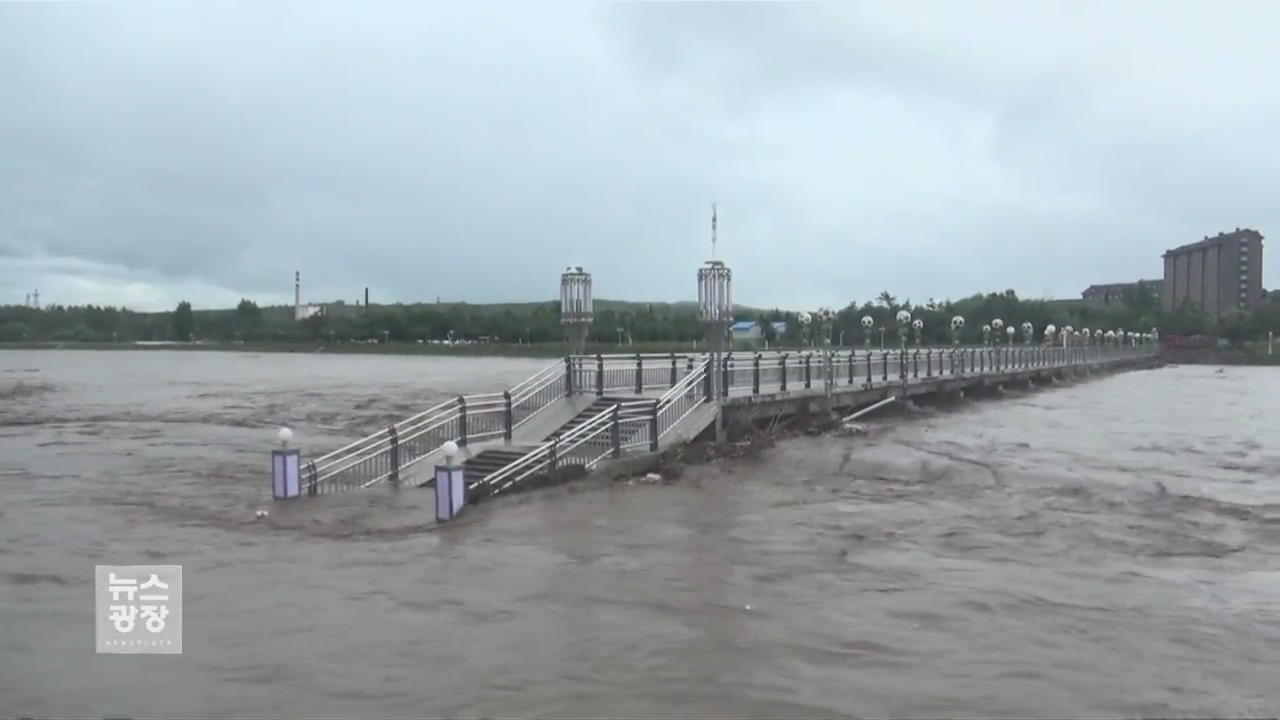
[294,346,1156,499]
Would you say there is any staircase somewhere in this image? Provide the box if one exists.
[550,396,652,436]
[463,445,542,486]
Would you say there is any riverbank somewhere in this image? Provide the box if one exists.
[1161,346,1280,365]
[0,339,706,358]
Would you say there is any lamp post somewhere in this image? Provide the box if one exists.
[1021,321,1034,345]
[560,266,593,354]
[698,260,732,443]
[895,310,911,351]
[950,315,965,345]
[798,310,813,347]
[981,324,992,346]
[1063,325,1074,348]
[894,310,911,388]
[912,318,924,347]
[817,307,836,400]
[861,315,874,350]
[1005,325,1015,345]
[1044,324,1057,346]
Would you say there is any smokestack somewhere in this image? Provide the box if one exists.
[295,271,301,309]
[364,287,369,309]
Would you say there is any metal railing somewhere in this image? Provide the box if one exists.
[568,352,700,396]
[302,359,567,495]
[300,344,1153,497]
[478,359,712,497]
[710,344,1151,396]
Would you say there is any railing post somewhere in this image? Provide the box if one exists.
[596,353,604,397]
[611,404,621,458]
[306,460,317,496]
[635,353,643,394]
[502,390,513,441]
[565,356,574,396]
[780,354,788,392]
[457,396,468,447]
[550,435,559,471]
[882,351,889,382]
[722,354,731,398]
[703,363,712,401]
[804,353,812,389]
[752,354,761,394]
[927,349,933,377]
[649,402,659,451]
[865,352,872,386]
[669,353,677,388]
[913,350,920,378]
[388,426,400,484]
[848,351,855,385]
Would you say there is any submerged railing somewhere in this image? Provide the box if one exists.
[303,359,567,495]
[291,343,1154,498]
[478,358,712,496]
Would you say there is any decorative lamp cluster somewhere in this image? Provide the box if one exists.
[559,266,593,326]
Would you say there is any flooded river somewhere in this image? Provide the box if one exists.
[1,350,1277,717]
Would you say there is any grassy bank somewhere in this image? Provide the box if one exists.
[1161,344,1280,366]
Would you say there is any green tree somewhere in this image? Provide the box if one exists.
[1217,311,1252,348]
[172,301,195,341]
[235,299,263,340]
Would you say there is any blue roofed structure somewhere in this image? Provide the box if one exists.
[730,320,786,345]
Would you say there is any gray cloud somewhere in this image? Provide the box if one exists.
[2,1,1277,311]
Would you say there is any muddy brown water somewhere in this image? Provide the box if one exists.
[1,350,1277,718]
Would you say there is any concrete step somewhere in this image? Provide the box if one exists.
[463,445,540,484]
[551,396,656,437]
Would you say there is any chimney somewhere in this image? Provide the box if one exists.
[364,287,369,309]
[295,271,301,309]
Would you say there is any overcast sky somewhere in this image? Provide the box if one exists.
[2,1,1278,312]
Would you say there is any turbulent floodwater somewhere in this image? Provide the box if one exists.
[1,349,1277,718]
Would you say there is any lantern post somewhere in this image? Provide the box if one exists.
[559,266,593,355]
[698,260,732,443]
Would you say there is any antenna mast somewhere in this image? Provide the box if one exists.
[710,202,718,259]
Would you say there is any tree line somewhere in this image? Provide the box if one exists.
[2,285,1276,347]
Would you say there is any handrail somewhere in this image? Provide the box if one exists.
[299,344,1154,497]
[509,360,563,397]
[568,352,701,360]
[658,358,709,403]
[481,400,618,493]
[304,358,570,494]
[481,358,713,496]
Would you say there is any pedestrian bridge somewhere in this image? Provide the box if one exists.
[279,344,1158,502]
